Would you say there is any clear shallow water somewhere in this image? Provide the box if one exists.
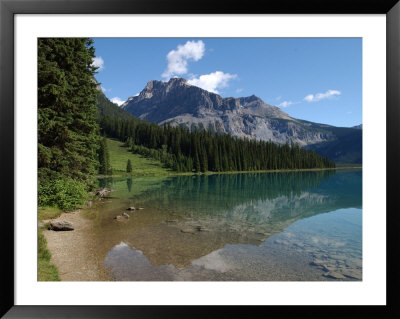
[88,170,362,281]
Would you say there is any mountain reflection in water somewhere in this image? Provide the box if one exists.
[90,170,362,281]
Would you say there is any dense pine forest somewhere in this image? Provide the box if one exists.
[38,37,334,210]
[99,114,335,173]
[38,38,101,209]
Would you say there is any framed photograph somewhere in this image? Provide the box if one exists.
[1,0,399,317]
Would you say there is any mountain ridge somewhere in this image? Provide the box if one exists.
[119,78,361,163]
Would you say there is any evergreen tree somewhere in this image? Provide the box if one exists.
[126,159,132,173]
[194,151,201,172]
[98,136,111,175]
[38,38,100,186]
[96,89,134,121]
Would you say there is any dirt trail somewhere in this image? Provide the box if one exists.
[43,209,112,281]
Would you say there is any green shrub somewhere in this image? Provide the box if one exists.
[38,177,88,210]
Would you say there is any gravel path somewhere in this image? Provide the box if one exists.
[43,210,112,281]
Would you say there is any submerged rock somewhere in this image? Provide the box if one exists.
[311,259,326,266]
[180,226,208,234]
[341,270,362,280]
[49,220,74,231]
[114,213,130,220]
[195,225,208,232]
[181,229,196,234]
[127,207,136,211]
[323,271,346,280]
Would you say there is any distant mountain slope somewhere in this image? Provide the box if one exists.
[96,89,134,120]
[305,126,362,164]
[121,78,361,163]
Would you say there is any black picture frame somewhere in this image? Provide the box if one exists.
[1,0,399,318]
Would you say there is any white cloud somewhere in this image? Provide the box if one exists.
[162,40,205,79]
[187,71,237,94]
[110,97,125,106]
[278,101,294,108]
[92,56,104,71]
[304,89,341,102]
[276,96,282,101]
[236,88,243,94]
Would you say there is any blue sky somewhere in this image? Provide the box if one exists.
[92,38,361,127]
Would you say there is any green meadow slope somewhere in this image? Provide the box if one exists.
[106,138,172,176]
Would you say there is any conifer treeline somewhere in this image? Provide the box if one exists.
[38,38,102,209]
[100,116,335,172]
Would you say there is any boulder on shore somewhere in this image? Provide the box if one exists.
[95,188,111,197]
[49,220,74,231]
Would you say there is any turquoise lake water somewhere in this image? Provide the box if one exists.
[89,169,362,281]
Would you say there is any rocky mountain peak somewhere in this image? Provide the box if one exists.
[142,78,190,94]
[241,95,261,103]
[123,77,291,127]
[168,77,188,84]
[144,79,163,91]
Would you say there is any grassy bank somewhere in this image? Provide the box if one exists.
[38,230,60,281]
[38,207,63,281]
[107,138,173,177]
[335,163,363,168]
